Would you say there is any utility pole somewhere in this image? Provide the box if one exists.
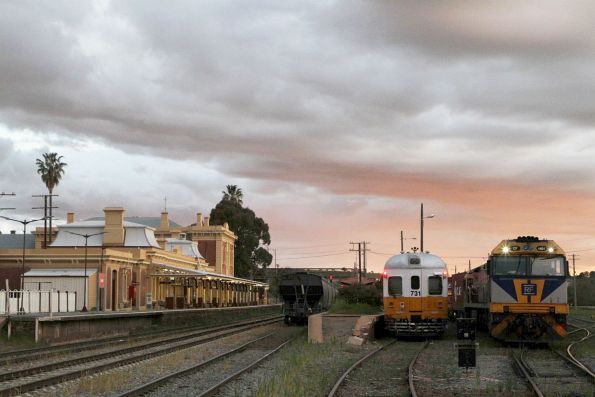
[33,194,58,248]
[400,231,416,254]
[350,241,370,283]
[358,242,362,284]
[0,215,45,312]
[273,248,278,279]
[0,192,16,216]
[420,203,435,253]
[572,253,577,307]
[363,241,370,277]
[349,242,362,284]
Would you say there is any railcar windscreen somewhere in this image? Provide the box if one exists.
[428,276,442,295]
[388,276,402,296]
[411,275,420,289]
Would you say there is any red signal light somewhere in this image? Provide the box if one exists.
[382,271,388,279]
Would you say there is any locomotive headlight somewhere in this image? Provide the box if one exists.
[548,247,554,253]
[502,246,510,254]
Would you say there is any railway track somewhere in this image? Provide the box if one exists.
[0,316,281,397]
[512,343,594,397]
[0,314,279,366]
[563,321,595,378]
[115,328,298,397]
[327,340,428,397]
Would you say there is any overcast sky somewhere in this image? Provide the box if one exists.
[1,1,595,274]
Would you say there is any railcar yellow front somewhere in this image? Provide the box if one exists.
[383,252,449,336]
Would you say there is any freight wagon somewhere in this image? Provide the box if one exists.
[279,272,336,324]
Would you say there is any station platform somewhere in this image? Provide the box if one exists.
[6,304,281,344]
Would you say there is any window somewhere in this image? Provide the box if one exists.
[409,256,421,265]
[411,275,420,290]
[531,257,565,276]
[492,256,528,276]
[492,255,566,277]
[388,277,402,296]
[428,276,442,295]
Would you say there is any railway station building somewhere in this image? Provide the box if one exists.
[0,207,268,312]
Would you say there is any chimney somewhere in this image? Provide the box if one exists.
[10,230,16,235]
[204,217,210,226]
[67,212,75,224]
[196,212,203,227]
[103,207,125,246]
[160,212,169,229]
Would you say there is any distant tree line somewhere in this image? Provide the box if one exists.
[569,271,595,306]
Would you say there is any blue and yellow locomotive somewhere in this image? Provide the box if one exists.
[455,236,569,342]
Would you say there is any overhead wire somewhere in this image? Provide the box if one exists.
[272,243,347,250]
[276,251,351,260]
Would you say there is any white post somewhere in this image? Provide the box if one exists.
[4,279,8,314]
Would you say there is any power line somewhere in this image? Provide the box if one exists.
[276,251,350,260]
[273,248,350,256]
[272,243,347,250]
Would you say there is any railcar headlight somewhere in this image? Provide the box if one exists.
[548,247,554,253]
[502,246,510,254]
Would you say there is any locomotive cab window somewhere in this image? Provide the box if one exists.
[492,256,528,276]
[388,276,402,296]
[531,257,565,276]
[428,276,442,295]
[411,275,420,289]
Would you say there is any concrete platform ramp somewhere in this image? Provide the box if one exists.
[308,313,383,344]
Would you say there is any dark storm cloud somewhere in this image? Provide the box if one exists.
[1,0,594,196]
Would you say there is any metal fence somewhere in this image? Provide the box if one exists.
[0,290,77,314]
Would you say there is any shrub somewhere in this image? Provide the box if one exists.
[339,283,382,307]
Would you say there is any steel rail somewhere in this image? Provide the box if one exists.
[0,317,281,397]
[198,335,298,397]
[0,314,280,365]
[0,315,281,381]
[408,340,430,397]
[115,331,288,397]
[565,325,595,378]
[327,340,397,397]
[511,350,544,397]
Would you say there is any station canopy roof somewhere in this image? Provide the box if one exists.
[152,263,267,287]
[24,268,98,277]
[51,220,161,248]
[165,238,204,259]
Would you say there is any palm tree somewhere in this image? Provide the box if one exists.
[36,153,67,246]
[222,185,243,205]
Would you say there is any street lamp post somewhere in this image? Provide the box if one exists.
[0,215,45,313]
[400,230,417,254]
[420,203,435,253]
[65,231,107,312]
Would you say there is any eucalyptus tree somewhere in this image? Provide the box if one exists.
[211,186,271,278]
[36,152,67,245]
